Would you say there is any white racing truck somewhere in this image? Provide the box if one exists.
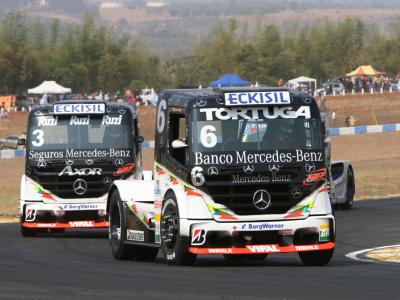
[19,101,143,236]
[107,88,354,265]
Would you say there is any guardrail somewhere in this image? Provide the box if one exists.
[0,126,399,159]
[328,123,400,136]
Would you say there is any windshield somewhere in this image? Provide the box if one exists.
[27,114,133,151]
[191,107,322,153]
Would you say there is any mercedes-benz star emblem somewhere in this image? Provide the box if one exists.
[243,165,254,174]
[85,159,94,165]
[269,164,280,173]
[215,96,224,105]
[291,187,303,199]
[37,161,46,168]
[305,163,316,173]
[104,177,112,185]
[73,179,87,195]
[196,97,207,107]
[66,160,74,166]
[115,158,124,166]
[207,166,218,176]
[252,189,271,211]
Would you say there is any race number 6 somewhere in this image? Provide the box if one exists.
[157,99,167,133]
[32,129,44,147]
[200,125,217,148]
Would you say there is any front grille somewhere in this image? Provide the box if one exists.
[207,183,297,215]
[31,165,113,198]
[204,170,315,215]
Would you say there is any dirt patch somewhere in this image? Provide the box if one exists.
[324,93,400,127]
[331,131,400,198]
[0,158,24,218]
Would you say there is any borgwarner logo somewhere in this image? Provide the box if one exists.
[73,179,87,195]
[253,189,271,211]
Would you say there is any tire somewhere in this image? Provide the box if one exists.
[20,216,47,237]
[341,169,355,210]
[224,254,267,262]
[160,193,196,265]
[298,248,334,266]
[109,190,158,261]
[109,190,136,260]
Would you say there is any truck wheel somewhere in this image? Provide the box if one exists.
[160,193,196,265]
[109,190,135,260]
[20,216,46,237]
[109,190,159,261]
[341,169,355,210]
[298,248,334,266]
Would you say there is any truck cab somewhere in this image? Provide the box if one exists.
[108,88,347,265]
[20,101,142,236]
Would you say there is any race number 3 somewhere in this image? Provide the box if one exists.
[200,125,217,148]
[31,129,44,147]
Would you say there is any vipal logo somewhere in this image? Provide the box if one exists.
[191,229,206,246]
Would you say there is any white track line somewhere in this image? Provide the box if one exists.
[346,244,400,265]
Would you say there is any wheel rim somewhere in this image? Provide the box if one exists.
[110,203,121,246]
[161,204,178,250]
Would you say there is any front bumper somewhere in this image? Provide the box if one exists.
[21,202,108,229]
[184,215,335,255]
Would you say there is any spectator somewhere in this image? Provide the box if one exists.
[331,111,336,126]
[0,102,5,118]
[345,115,356,127]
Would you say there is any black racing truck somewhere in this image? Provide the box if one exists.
[19,101,143,236]
[107,88,354,265]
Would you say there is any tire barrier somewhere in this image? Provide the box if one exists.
[328,123,400,136]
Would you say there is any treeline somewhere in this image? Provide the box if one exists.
[0,12,167,94]
[1,12,400,94]
[172,18,400,87]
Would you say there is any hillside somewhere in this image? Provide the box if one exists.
[2,1,400,56]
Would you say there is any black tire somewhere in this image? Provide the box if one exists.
[20,216,46,237]
[109,190,159,261]
[224,254,267,262]
[298,248,334,266]
[109,190,136,260]
[160,193,196,265]
[341,169,355,210]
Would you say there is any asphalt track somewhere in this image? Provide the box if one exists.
[1,198,399,300]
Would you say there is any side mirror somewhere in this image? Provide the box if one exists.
[18,138,26,146]
[135,136,144,144]
[172,139,188,149]
[324,137,331,145]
